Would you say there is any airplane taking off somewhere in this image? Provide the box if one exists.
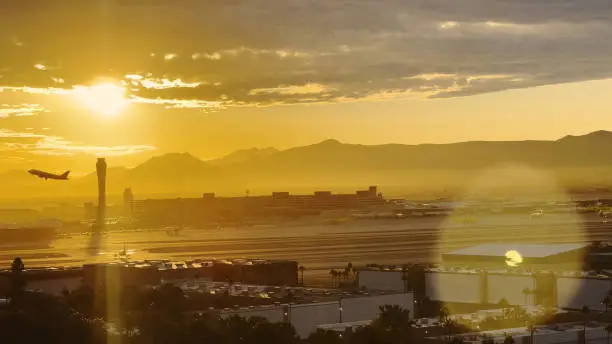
[28,169,70,180]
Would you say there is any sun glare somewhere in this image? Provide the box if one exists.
[505,250,523,267]
[74,83,129,116]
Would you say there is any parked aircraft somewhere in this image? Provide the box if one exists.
[28,169,70,180]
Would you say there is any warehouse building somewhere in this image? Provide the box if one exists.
[219,292,414,338]
[428,322,612,344]
[442,243,589,268]
[361,244,611,311]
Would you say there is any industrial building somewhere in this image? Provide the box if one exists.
[219,292,414,338]
[132,186,384,226]
[357,265,426,297]
[85,258,298,289]
[0,258,297,297]
[0,268,83,296]
[442,243,589,268]
[428,323,612,344]
[358,243,612,311]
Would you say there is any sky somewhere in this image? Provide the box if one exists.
[1,0,612,173]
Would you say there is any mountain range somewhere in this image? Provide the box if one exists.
[3,131,612,199]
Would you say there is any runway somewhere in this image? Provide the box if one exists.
[3,212,611,285]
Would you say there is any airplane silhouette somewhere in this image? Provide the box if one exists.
[28,169,70,180]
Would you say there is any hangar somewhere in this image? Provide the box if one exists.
[442,243,589,268]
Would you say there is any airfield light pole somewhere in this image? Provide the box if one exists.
[96,158,107,230]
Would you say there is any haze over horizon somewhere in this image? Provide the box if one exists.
[1,0,612,174]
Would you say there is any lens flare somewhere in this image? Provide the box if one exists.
[429,164,586,329]
[505,250,523,267]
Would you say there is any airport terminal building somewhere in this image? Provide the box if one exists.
[131,187,384,226]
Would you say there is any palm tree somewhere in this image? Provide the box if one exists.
[374,305,411,332]
[298,265,306,285]
[401,267,409,292]
[582,305,590,341]
[11,257,24,273]
[329,269,338,287]
[522,287,532,306]
[602,295,611,313]
[439,306,455,341]
[439,305,450,323]
[605,324,612,344]
[10,257,26,307]
[227,277,234,295]
[527,323,537,344]
[499,298,510,319]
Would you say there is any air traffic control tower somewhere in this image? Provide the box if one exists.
[96,158,107,229]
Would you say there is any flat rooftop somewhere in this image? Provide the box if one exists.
[445,243,588,259]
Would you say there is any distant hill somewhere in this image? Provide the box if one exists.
[208,147,279,166]
[3,131,612,198]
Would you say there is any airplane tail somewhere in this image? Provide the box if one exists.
[61,171,70,179]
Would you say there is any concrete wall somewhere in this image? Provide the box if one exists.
[557,277,611,310]
[290,302,339,338]
[426,272,481,303]
[357,270,404,292]
[341,293,414,322]
[487,274,535,306]
[218,293,414,339]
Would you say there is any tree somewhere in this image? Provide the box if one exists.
[299,265,306,285]
[401,267,409,293]
[329,270,338,287]
[151,283,186,316]
[605,324,612,344]
[9,257,26,308]
[449,336,465,344]
[498,298,510,318]
[439,307,455,341]
[522,287,532,306]
[307,329,343,344]
[582,305,590,341]
[527,323,537,344]
[347,262,354,280]
[0,291,108,344]
[499,298,509,307]
[482,335,495,344]
[11,257,24,273]
[504,334,515,344]
[374,305,412,332]
[603,295,611,313]
[348,325,390,344]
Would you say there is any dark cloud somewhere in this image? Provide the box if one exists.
[1,0,611,105]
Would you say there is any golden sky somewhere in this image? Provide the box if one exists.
[1,1,612,173]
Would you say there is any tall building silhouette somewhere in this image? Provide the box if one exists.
[96,158,107,228]
[123,188,134,218]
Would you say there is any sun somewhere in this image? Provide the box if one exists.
[74,83,129,116]
[505,250,523,267]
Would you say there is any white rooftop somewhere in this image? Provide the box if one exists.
[445,243,588,258]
